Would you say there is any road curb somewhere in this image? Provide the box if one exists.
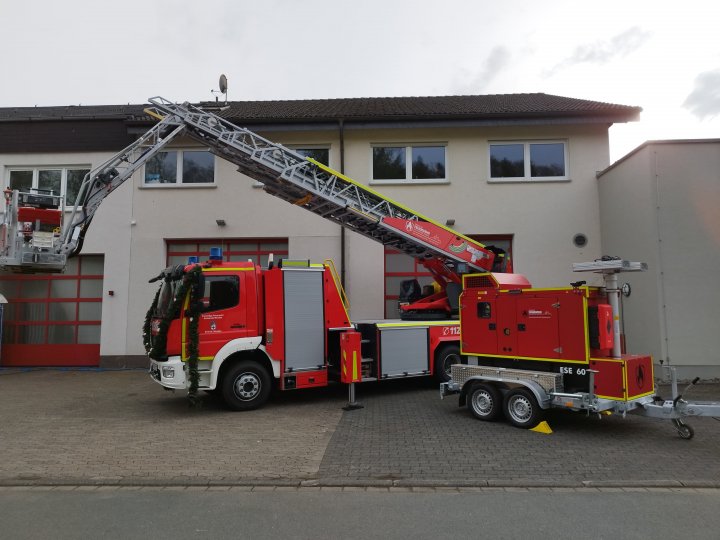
[2,477,719,489]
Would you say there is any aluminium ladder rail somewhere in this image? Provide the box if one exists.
[144,97,491,272]
[61,118,187,256]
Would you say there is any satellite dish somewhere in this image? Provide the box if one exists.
[219,74,228,94]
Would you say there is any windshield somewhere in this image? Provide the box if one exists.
[153,278,179,318]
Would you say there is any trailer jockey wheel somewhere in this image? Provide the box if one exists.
[503,388,544,429]
[467,383,502,421]
[672,418,695,440]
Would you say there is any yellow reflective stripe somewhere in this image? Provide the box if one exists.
[376,321,460,328]
[583,296,590,361]
[202,267,254,272]
[181,293,190,360]
[460,352,589,364]
[307,159,486,248]
[352,351,358,381]
[144,107,165,121]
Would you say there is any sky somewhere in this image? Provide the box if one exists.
[1,0,718,161]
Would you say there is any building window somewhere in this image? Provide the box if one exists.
[7,166,90,205]
[144,150,215,185]
[294,147,330,166]
[372,144,447,183]
[166,239,288,267]
[489,141,567,181]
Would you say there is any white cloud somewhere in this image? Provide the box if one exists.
[545,26,652,77]
[683,69,720,119]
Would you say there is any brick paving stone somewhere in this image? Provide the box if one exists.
[0,370,343,485]
[2,370,720,488]
[317,378,720,486]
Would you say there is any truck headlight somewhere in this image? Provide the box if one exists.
[162,366,175,379]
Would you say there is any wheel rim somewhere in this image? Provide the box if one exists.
[471,390,494,416]
[507,394,533,423]
[233,372,261,401]
[442,353,460,378]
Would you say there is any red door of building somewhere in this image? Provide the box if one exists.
[0,255,104,366]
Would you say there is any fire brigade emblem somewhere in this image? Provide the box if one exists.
[210,321,217,331]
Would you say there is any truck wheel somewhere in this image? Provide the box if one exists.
[221,360,271,411]
[435,344,461,383]
[503,388,544,429]
[467,383,502,421]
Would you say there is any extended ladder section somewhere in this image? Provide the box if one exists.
[0,118,186,273]
[1,96,496,275]
[144,97,496,274]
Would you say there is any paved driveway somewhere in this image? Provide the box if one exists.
[1,370,718,487]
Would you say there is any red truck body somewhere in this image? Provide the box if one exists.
[149,257,461,409]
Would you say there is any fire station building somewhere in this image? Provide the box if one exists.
[0,94,716,379]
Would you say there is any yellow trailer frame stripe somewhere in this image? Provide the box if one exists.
[376,321,460,328]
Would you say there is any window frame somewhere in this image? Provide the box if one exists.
[142,148,216,187]
[198,275,241,313]
[370,143,449,185]
[488,140,569,183]
[5,165,91,207]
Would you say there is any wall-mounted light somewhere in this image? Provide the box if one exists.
[445,219,455,227]
[216,219,226,227]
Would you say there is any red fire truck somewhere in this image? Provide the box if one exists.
[144,252,472,410]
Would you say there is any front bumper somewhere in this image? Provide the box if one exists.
[149,357,187,390]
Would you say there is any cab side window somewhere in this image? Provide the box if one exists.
[200,276,240,312]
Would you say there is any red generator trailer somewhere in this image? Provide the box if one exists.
[441,259,720,439]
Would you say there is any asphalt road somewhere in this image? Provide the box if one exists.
[2,486,719,540]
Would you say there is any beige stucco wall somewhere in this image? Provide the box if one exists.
[340,123,610,295]
[598,141,720,379]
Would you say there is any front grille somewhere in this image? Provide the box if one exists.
[464,274,495,289]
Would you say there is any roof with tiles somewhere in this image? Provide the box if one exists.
[0,93,641,124]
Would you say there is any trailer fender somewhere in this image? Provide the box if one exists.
[459,377,551,410]
[210,338,280,389]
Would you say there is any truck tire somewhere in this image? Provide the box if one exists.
[221,360,271,411]
[503,388,544,429]
[467,383,502,421]
[435,344,461,383]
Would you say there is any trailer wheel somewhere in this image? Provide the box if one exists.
[672,418,695,440]
[503,388,544,429]
[221,360,271,411]
[435,344,461,383]
[467,383,502,421]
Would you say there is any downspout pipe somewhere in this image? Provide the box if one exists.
[339,119,346,289]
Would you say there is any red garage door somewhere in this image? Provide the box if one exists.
[0,255,103,367]
[166,239,288,267]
